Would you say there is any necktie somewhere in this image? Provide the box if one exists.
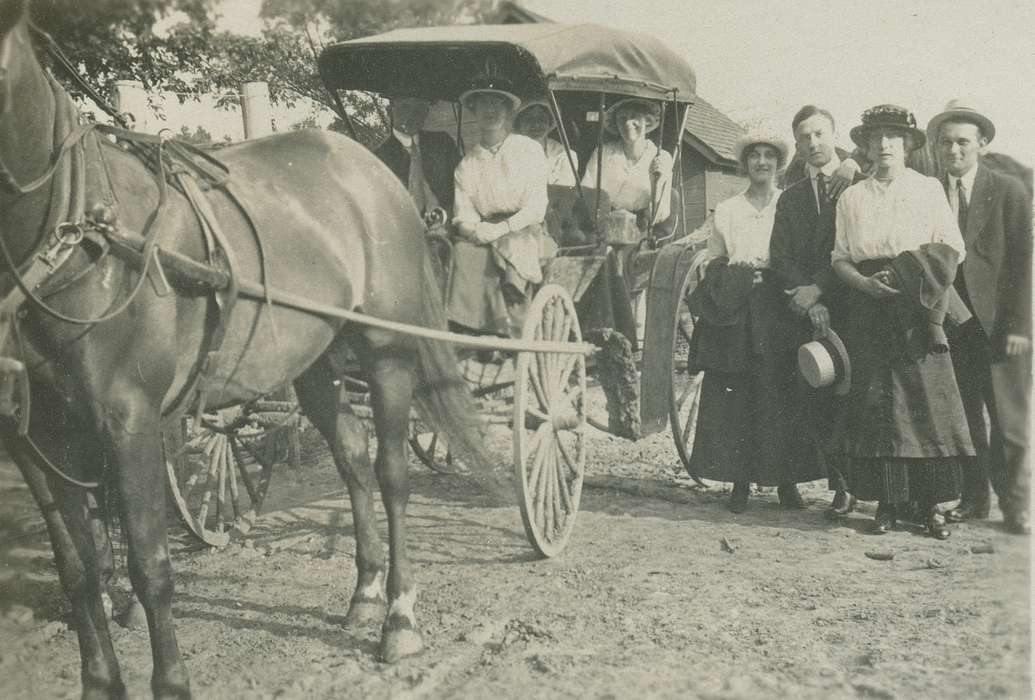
[956,178,968,235]
[406,138,428,213]
[816,172,828,215]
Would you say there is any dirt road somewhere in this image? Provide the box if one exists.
[0,422,1029,699]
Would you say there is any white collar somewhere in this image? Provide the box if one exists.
[393,129,417,148]
[948,164,978,192]
[806,153,842,180]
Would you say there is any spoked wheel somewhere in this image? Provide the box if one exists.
[408,424,462,474]
[670,266,706,487]
[514,284,587,558]
[164,408,274,547]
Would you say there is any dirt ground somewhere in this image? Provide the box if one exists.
[0,383,1030,699]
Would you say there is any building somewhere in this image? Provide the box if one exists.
[497,1,746,232]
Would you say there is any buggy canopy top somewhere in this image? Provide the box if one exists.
[318,23,696,104]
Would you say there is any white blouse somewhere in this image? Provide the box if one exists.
[580,140,673,223]
[706,190,782,268]
[832,168,965,263]
[453,133,549,232]
[544,138,578,187]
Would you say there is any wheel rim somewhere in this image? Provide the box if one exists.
[514,284,586,558]
[669,268,706,487]
[165,409,274,547]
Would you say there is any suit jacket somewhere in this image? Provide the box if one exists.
[945,165,1032,341]
[769,171,865,329]
[375,130,460,213]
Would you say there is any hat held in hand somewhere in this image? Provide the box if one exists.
[798,328,851,395]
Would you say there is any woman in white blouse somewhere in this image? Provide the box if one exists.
[581,98,674,238]
[831,105,974,539]
[513,99,578,187]
[447,76,555,335]
[688,132,822,513]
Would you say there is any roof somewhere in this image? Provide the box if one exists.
[319,24,696,103]
[682,95,744,166]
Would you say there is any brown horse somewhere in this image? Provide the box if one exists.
[0,1,487,697]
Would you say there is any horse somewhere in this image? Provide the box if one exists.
[0,1,487,696]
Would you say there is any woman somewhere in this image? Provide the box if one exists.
[581,98,673,240]
[448,74,554,336]
[688,132,822,512]
[831,105,974,539]
[513,98,578,186]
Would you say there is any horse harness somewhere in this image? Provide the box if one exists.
[0,36,260,489]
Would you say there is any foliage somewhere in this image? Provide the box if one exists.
[177,124,215,144]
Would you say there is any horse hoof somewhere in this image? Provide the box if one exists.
[380,627,424,664]
[342,598,386,628]
[82,681,128,700]
[117,599,148,631]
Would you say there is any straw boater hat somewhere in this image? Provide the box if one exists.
[459,73,521,112]
[733,130,792,166]
[926,99,996,144]
[798,328,851,396]
[604,98,661,134]
[849,104,926,151]
[515,98,557,131]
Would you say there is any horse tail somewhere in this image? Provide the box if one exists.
[412,251,494,477]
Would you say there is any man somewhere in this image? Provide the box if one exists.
[769,105,864,517]
[375,96,460,219]
[928,101,1032,535]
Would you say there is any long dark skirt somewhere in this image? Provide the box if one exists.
[689,351,823,486]
[833,259,973,504]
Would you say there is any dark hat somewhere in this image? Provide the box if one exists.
[798,328,851,396]
[459,73,521,111]
[849,104,926,151]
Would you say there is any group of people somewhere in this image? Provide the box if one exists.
[373,73,1031,540]
[687,101,1031,539]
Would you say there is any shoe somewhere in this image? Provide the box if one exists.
[925,510,951,540]
[778,483,806,509]
[728,482,749,513]
[825,491,857,518]
[872,503,896,535]
[1003,511,1031,536]
[943,502,990,523]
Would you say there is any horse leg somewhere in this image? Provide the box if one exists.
[4,437,127,699]
[295,359,387,626]
[365,347,424,662]
[103,396,190,700]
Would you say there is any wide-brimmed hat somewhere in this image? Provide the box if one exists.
[514,98,557,132]
[733,130,792,166]
[849,104,926,151]
[926,99,996,144]
[798,328,851,396]
[604,98,661,134]
[459,73,521,112]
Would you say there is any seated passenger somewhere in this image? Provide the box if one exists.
[448,74,555,336]
[580,98,674,243]
[513,98,579,186]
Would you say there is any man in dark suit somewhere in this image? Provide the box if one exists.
[770,105,865,517]
[375,96,460,219]
[928,101,1032,534]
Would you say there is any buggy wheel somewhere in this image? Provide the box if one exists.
[669,267,706,486]
[408,428,462,474]
[514,284,586,558]
[164,409,274,547]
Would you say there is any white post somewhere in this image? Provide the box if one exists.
[110,80,154,131]
[241,82,273,139]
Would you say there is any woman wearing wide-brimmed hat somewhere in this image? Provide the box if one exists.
[580,98,674,235]
[513,98,579,187]
[448,74,556,335]
[687,131,823,513]
[830,104,975,539]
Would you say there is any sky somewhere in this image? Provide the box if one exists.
[161,0,1033,160]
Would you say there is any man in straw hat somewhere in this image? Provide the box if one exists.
[770,105,868,519]
[829,104,974,539]
[927,100,1032,535]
